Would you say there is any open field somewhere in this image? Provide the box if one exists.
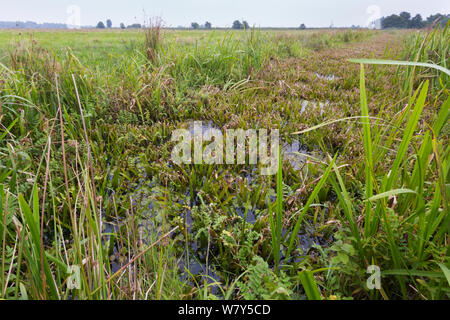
[0,26,448,300]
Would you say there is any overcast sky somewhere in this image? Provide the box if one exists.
[1,0,449,28]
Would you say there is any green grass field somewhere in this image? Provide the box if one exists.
[0,25,448,300]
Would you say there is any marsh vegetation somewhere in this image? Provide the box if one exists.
[0,25,448,300]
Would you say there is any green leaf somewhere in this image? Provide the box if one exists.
[359,63,374,237]
[18,194,40,247]
[348,59,450,76]
[299,271,322,300]
[382,269,444,278]
[0,118,18,142]
[438,264,450,286]
[367,189,416,202]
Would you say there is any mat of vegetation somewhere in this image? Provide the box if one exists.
[0,24,448,300]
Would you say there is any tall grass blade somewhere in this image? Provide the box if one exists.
[299,271,322,300]
[349,59,450,76]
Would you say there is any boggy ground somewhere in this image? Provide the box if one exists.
[108,32,409,298]
[1,28,447,300]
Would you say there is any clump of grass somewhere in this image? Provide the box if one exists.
[339,60,449,299]
[9,41,62,78]
[163,29,272,91]
[144,18,163,63]
[400,20,449,93]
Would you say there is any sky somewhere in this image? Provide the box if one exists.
[0,0,449,28]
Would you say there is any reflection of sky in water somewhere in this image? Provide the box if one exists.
[105,127,332,295]
[188,120,219,139]
[315,73,336,81]
[236,207,257,224]
[300,99,329,115]
[282,139,309,170]
[179,247,222,296]
[280,213,334,265]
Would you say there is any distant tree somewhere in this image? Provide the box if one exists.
[96,21,105,29]
[120,23,125,29]
[232,20,243,29]
[382,14,408,29]
[191,22,200,29]
[409,14,424,29]
[381,11,438,29]
[299,23,306,30]
[204,21,212,29]
[242,20,250,29]
[127,23,141,29]
[426,13,450,28]
[106,19,112,28]
[399,11,411,22]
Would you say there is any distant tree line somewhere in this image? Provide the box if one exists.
[96,20,113,29]
[190,20,250,30]
[0,21,67,29]
[96,19,144,29]
[381,12,449,29]
[232,20,250,29]
[6,12,448,31]
[190,21,212,29]
[126,23,142,29]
